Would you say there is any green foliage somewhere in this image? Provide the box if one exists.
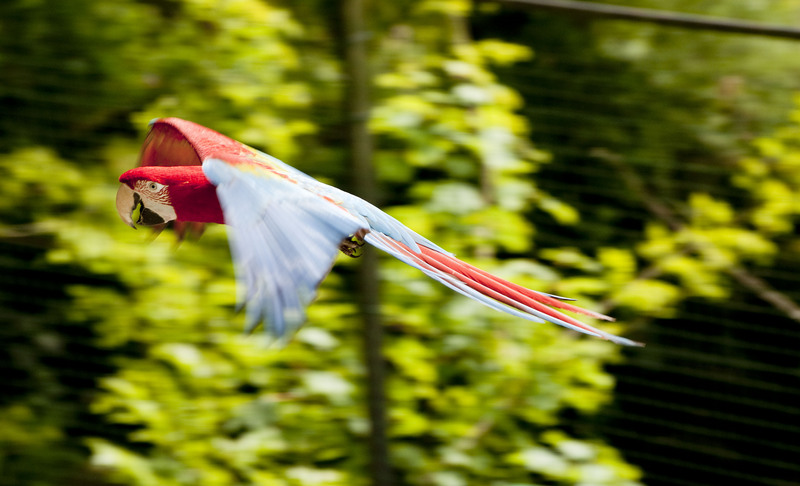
[66,1,640,483]
[27,0,800,484]
[621,117,800,314]
[0,0,155,151]
[0,147,113,485]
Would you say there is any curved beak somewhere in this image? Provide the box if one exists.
[116,183,169,228]
[116,184,138,229]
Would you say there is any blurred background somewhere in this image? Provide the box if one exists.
[2,1,800,485]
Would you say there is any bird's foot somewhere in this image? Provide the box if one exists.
[340,229,368,258]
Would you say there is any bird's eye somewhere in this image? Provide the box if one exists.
[148,182,159,191]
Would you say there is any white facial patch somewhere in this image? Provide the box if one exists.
[134,179,177,223]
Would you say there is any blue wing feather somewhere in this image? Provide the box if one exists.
[250,149,449,255]
[202,151,449,340]
[203,158,366,340]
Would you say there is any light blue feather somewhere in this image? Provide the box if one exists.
[203,158,366,341]
[253,149,449,255]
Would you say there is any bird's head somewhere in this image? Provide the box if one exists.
[116,167,178,228]
[116,165,224,228]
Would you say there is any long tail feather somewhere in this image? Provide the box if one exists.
[418,247,614,322]
[366,232,643,347]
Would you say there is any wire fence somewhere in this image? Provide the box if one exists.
[493,5,800,484]
[3,2,800,485]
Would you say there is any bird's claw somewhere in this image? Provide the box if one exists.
[340,229,367,258]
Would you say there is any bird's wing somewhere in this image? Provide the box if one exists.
[202,158,367,341]
[139,121,202,167]
[245,148,449,254]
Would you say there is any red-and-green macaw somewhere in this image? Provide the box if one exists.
[116,118,641,346]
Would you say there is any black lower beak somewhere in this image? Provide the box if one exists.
[138,205,166,226]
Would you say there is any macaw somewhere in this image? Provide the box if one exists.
[116,118,641,346]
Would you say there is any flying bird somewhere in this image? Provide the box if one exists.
[116,118,641,346]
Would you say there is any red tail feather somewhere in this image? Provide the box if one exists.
[429,249,613,321]
[365,232,641,345]
[414,246,610,337]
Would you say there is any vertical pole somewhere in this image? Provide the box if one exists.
[341,0,392,485]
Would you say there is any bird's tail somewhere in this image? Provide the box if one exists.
[365,232,643,347]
